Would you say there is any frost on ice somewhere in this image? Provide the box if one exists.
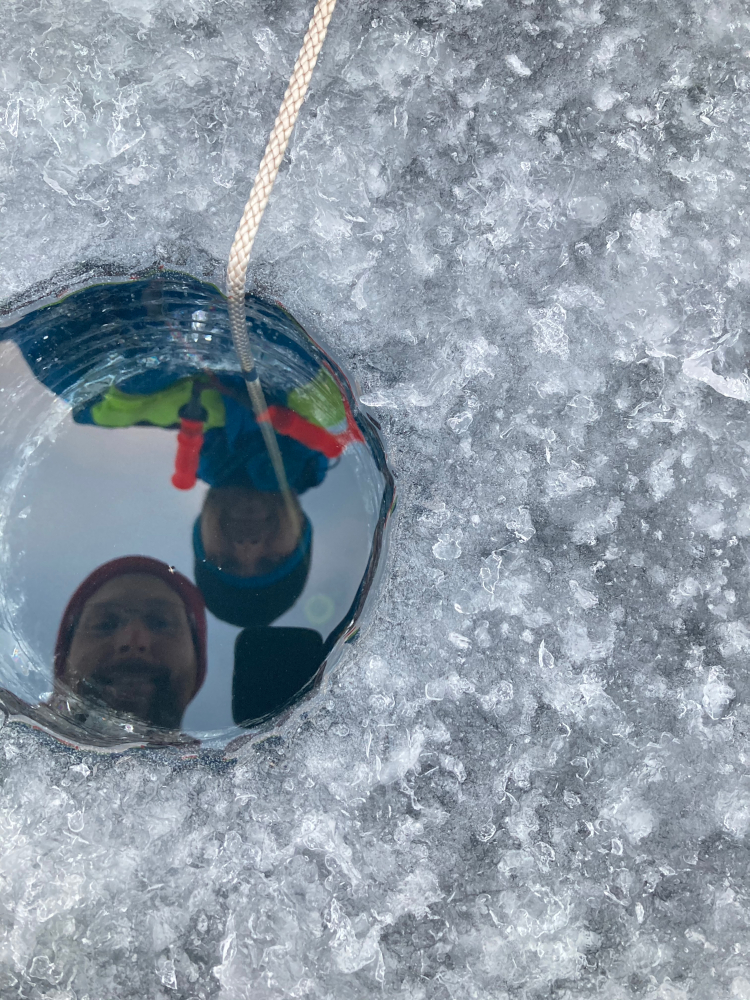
[2,0,750,997]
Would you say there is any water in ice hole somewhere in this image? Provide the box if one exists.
[0,273,394,748]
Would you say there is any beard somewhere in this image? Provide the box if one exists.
[77,659,184,730]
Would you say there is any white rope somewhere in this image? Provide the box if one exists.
[225,0,339,517]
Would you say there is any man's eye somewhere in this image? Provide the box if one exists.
[144,614,177,633]
[89,616,121,634]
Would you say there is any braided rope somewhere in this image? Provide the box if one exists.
[225,0,339,515]
[227,0,339,345]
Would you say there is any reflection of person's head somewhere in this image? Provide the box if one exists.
[194,486,312,628]
[55,557,207,730]
[200,486,302,577]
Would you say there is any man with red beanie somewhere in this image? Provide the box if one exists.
[53,556,207,732]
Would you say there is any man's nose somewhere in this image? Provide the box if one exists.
[116,618,154,654]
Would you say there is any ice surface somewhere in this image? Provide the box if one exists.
[2,0,750,995]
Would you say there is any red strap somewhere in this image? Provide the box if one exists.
[258,403,363,459]
[340,393,366,447]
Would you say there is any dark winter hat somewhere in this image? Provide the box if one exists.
[54,556,208,696]
[193,515,312,628]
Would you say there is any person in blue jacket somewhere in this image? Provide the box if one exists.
[3,274,363,628]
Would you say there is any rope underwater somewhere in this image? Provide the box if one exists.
[226,0,340,527]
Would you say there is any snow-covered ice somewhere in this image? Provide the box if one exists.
[2,0,750,995]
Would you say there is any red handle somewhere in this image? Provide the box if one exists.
[171,418,204,490]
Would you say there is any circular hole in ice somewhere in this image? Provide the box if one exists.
[0,272,394,750]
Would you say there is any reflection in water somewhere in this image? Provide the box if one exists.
[194,488,312,627]
[0,273,393,747]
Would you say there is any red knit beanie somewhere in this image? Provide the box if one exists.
[54,556,208,697]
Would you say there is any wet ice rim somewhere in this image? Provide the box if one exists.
[0,267,396,753]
